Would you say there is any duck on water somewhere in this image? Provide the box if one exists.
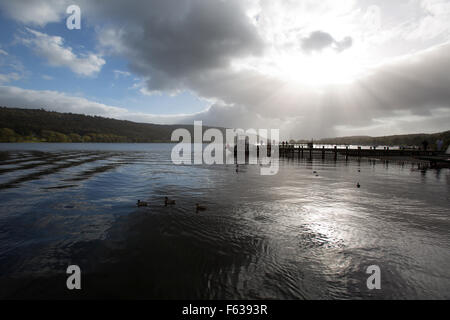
[137,200,148,207]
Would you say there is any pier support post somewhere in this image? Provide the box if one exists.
[334,146,337,160]
[345,146,349,160]
[322,146,325,159]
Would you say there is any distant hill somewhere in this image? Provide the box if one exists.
[0,107,224,143]
[298,131,450,151]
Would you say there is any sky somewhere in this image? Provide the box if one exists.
[0,0,449,139]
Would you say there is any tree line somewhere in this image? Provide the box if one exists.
[0,107,207,143]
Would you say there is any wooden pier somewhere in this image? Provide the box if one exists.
[232,143,446,164]
[278,145,444,160]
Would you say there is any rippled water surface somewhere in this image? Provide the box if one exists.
[0,143,449,299]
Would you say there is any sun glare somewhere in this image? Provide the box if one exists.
[272,50,363,87]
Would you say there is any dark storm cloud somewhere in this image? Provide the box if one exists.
[301,31,334,52]
[301,31,353,53]
[89,0,264,91]
[335,36,353,52]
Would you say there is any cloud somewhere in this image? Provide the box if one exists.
[301,31,353,53]
[0,73,21,84]
[0,85,127,117]
[407,0,450,40]
[335,36,353,52]
[19,28,105,76]
[94,0,264,91]
[301,31,335,52]
[0,0,69,26]
[0,48,25,84]
[113,70,131,79]
[41,74,53,80]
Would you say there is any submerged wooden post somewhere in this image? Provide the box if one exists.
[345,146,349,160]
[309,145,313,159]
[334,146,337,160]
[322,146,325,159]
[358,146,361,158]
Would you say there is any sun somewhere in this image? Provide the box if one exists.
[263,49,364,87]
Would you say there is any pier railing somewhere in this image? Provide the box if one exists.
[231,144,444,160]
[279,145,443,159]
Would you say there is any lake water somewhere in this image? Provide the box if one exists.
[0,143,449,299]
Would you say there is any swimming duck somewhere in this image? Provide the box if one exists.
[165,197,176,206]
[137,200,148,207]
[196,204,207,212]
